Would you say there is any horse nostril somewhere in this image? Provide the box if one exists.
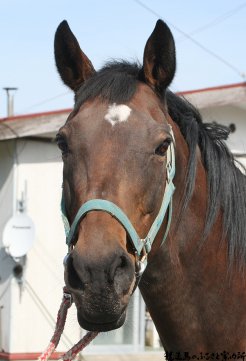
[66,254,85,291]
[109,252,135,296]
[120,255,127,269]
[109,254,130,282]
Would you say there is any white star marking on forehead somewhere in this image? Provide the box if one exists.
[104,103,132,126]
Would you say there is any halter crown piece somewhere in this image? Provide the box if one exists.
[61,126,175,269]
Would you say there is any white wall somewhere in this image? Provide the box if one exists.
[200,105,246,168]
[200,105,246,151]
[0,141,15,352]
[0,139,80,354]
[14,139,82,353]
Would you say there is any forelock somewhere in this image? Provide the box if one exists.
[74,61,142,111]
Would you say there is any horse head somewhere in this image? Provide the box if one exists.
[54,19,176,332]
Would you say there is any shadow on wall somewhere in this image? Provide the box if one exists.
[0,248,16,285]
[14,139,62,164]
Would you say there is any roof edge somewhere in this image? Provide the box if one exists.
[177,81,246,96]
[0,108,72,122]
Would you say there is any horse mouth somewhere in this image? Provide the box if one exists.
[77,310,126,332]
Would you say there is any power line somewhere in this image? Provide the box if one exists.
[0,279,11,301]
[19,90,71,114]
[0,120,20,138]
[177,2,246,40]
[133,0,245,80]
[25,280,75,350]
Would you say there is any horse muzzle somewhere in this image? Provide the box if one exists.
[63,248,135,331]
[76,306,127,332]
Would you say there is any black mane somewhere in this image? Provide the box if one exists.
[167,91,246,266]
[75,61,141,110]
[75,61,246,266]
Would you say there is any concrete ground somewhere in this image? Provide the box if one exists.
[81,352,164,361]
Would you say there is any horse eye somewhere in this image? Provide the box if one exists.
[56,134,69,155]
[155,139,171,157]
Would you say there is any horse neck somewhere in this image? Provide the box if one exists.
[139,120,229,351]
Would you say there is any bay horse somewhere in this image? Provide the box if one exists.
[54,19,246,353]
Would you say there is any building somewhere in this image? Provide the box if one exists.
[182,82,246,168]
[0,82,245,361]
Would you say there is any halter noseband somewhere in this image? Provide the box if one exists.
[61,128,175,271]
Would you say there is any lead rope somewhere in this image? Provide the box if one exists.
[38,288,99,361]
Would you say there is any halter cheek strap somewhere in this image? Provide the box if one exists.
[61,128,175,267]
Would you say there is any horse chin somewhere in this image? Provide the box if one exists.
[77,310,126,332]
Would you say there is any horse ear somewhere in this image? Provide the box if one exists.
[54,21,95,91]
[142,19,176,92]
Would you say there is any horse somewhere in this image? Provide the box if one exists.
[54,19,246,353]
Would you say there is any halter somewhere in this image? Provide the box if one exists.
[61,128,175,271]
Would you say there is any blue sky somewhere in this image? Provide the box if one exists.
[0,0,245,117]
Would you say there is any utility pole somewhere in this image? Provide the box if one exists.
[3,87,18,117]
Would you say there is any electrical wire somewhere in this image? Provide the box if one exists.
[0,279,12,301]
[31,245,65,286]
[133,0,245,80]
[25,279,75,350]
[0,121,20,138]
[177,2,246,40]
[19,91,71,114]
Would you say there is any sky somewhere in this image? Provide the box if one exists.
[0,0,245,118]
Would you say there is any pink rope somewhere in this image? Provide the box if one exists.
[61,331,99,361]
[38,288,99,361]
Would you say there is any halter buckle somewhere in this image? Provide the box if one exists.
[140,237,152,254]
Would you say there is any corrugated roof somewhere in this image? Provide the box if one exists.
[0,109,71,140]
[179,82,246,109]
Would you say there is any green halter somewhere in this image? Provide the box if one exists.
[61,128,175,265]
